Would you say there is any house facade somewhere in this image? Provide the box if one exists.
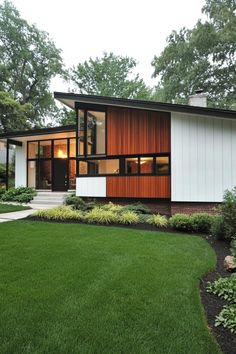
[0,92,236,214]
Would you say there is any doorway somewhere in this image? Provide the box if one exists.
[53,159,68,191]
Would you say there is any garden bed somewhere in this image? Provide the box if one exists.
[200,236,236,354]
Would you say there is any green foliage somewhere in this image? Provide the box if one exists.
[170,213,214,233]
[118,211,139,225]
[34,206,83,221]
[231,240,236,261]
[100,202,123,213]
[0,1,64,125]
[207,274,236,303]
[1,186,36,203]
[64,193,95,211]
[123,202,151,215]
[147,214,168,228]
[210,215,225,240]
[71,52,152,100]
[151,0,236,109]
[169,214,193,232]
[220,187,236,241]
[84,207,118,224]
[0,90,33,132]
[215,304,236,333]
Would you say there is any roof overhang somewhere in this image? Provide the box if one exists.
[54,92,236,120]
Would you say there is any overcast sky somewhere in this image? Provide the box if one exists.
[4,0,206,91]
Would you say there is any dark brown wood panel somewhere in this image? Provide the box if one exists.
[107,107,170,155]
[107,176,171,198]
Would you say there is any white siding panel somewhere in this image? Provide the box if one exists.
[76,177,106,197]
[15,143,27,187]
[171,113,236,202]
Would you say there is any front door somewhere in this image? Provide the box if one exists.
[53,159,68,191]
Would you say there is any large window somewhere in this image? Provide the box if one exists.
[77,109,106,156]
[79,159,119,175]
[0,141,7,188]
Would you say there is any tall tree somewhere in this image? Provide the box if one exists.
[71,52,152,100]
[0,90,33,132]
[151,0,236,109]
[0,1,65,125]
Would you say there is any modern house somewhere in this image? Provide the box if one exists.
[0,91,235,214]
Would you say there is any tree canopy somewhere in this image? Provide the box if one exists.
[0,0,64,126]
[151,0,236,109]
[70,52,152,100]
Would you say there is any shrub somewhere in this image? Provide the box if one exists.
[100,202,123,213]
[118,211,139,225]
[34,206,83,221]
[207,274,236,303]
[210,215,225,240]
[64,193,95,211]
[220,187,236,241]
[215,304,236,333]
[1,187,36,203]
[191,213,213,233]
[123,202,151,215]
[0,187,6,198]
[85,208,118,224]
[147,214,168,228]
[231,240,236,261]
[169,214,193,232]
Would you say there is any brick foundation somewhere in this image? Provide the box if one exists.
[170,202,219,215]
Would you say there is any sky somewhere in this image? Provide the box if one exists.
[3,0,206,91]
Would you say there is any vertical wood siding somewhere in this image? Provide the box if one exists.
[107,176,171,198]
[171,113,236,202]
[107,107,170,155]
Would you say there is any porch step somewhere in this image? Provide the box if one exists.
[30,191,72,207]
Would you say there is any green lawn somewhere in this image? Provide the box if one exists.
[0,203,31,214]
[0,221,221,354]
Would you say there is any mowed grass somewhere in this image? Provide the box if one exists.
[0,221,221,354]
[0,203,31,214]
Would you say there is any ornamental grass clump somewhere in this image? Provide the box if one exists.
[147,214,168,228]
[34,206,83,221]
[84,207,118,224]
[100,202,123,213]
[118,211,139,225]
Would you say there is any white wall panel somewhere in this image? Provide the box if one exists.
[15,143,27,187]
[171,113,236,202]
[76,177,106,197]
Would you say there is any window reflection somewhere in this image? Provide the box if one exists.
[125,158,139,174]
[87,111,105,155]
[156,156,170,174]
[54,140,68,158]
[140,157,153,174]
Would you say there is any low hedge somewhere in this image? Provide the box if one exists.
[169,213,214,233]
[1,187,36,203]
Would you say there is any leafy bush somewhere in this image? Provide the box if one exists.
[85,208,118,224]
[123,202,151,215]
[219,187,236,241]
[100,202,123,213]
[169,214,193,232]
[0,187,6,197]
[34,206,83,221]
[215,304,236,333]
[147,214,168,228]
[210,215,225,240]
[64,193,95,211]
[207,274,236,303]
[118,211,139,225]
[1,187,36,203]
[191,213,213,233]
[231,240,236,261]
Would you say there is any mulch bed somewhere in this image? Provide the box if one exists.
[26,216,236,353]
[200,235,236,354]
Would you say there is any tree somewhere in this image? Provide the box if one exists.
[0,90,33,132]
[151,0,236,109]
[70,52,152,100]
[0,1,65,125]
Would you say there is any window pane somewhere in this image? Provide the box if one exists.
[28,142,38,159]
[88,159,119,175]
[28,160,36,188]
[8,144,16,188]
[54,139,68,158]
[69,160,76,189]
[140,157,153,174]
[78,110,84,156]
[87,111,105,155]
[156,156,170,174]
[69,139,76,157]
[37,160,52,189]
[125,158,138,174]
[79,161,88,175]
[39,140,51,158]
